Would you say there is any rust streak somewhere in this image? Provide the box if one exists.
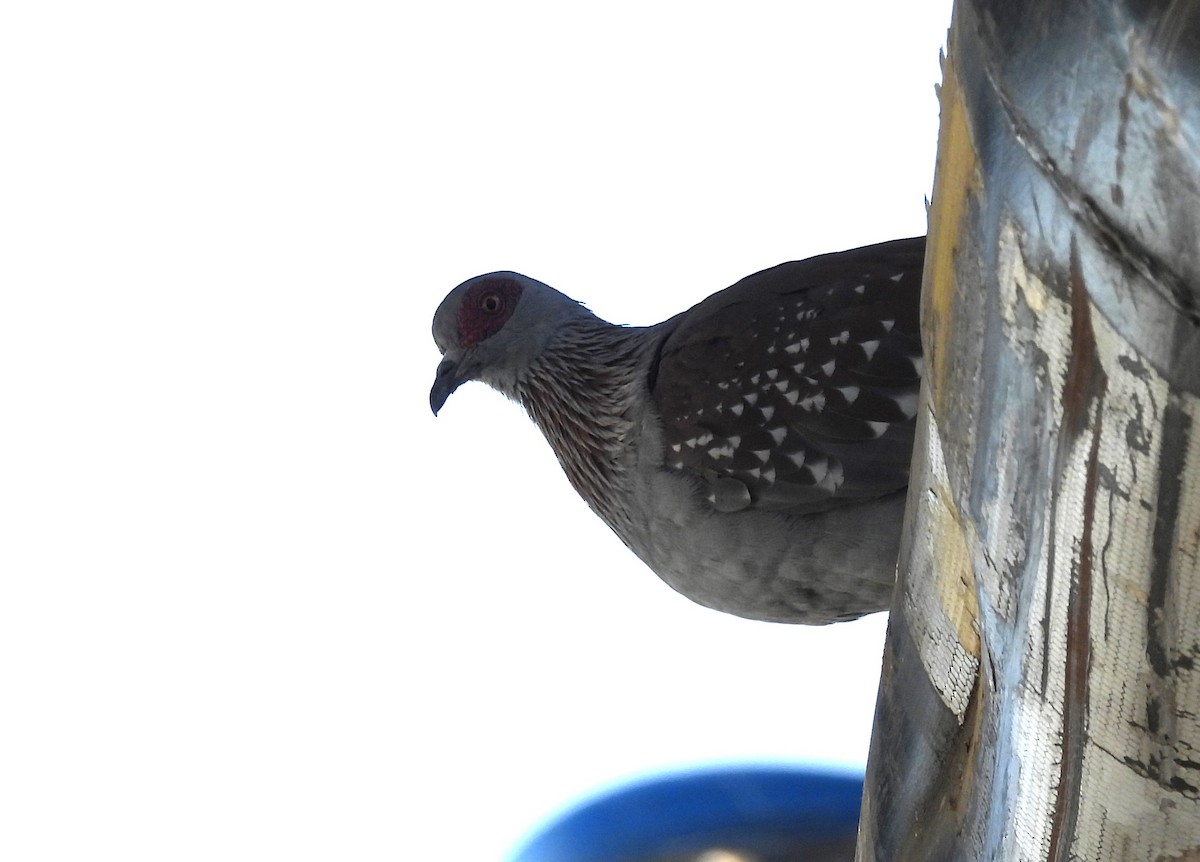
[1047,414,1101,861]
[1047,242,1107,861]
[1062,241,1101,441]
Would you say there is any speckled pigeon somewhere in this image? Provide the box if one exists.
[430,237,925,623]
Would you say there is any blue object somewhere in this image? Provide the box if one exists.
[510,765,863,862]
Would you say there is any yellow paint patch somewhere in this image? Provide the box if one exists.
[931,481,982,659]
[903,405,982,721]
[924,48,982,410]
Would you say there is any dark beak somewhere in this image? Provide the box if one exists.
[430,358,465,415]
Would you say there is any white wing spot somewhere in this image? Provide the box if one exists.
[891,391,919,418]
[768,427,786,445]
[820,360,835,376]
[890,272,904,282]
[731,403,744,416]
[784,389,800,405]
[838,385,860,404]
[881,319,895,332]
[860,340,880,360]
[854,284,866,294]
[760,406,775,421]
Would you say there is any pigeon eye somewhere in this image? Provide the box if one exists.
[479,292,504,315]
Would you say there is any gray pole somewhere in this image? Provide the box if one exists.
[860,1,1200,859]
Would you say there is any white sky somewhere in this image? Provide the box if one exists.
[3,2,951,859]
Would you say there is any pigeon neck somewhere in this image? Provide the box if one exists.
[516,319,649,537]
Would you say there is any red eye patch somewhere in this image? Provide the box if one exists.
[458,277,524,346]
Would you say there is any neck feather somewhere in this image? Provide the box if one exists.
[516,320,650,537]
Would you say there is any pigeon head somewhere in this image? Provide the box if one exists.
[430,271,590,414]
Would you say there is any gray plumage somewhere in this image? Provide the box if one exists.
[430,237,925,623]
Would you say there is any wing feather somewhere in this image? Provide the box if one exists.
[651,236,925,515]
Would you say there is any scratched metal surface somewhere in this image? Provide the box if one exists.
[859,1,1200,859]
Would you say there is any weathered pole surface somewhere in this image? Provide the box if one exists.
[858,1,1200,860]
